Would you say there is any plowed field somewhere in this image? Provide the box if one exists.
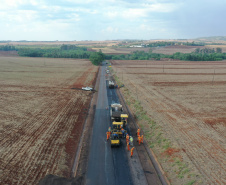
[111,60,226,184]
[0,57,98,184]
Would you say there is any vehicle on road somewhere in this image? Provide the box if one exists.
[108,81,115,89]
[110,103,128,140]
[110,103,123,121]
[110,104,128,126]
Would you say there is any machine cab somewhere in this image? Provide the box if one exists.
[121,114,128,127]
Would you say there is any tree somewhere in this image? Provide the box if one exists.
[89,51,105,65]
[216,48,222,53]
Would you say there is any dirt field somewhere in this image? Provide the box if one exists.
[0,40,119,47]
[152,45,226,55]
[152,45,202,55]
[111,59,226,184]
[0,57,98,184]
[92,47,151,54]
[0,51,19,57]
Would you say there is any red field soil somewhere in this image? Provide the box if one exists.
[152,45,203,54]
[0,57,98,184]
[0,51,19,57]
[111,59,226,184]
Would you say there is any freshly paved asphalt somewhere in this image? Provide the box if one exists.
[85,64,133,185]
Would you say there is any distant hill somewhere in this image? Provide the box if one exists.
[196,36,226,41]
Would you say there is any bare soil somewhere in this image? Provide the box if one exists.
[152,45,203,55]
[0,51,19,57]
[0,57,98,184]
[152,45,226,55]
[111,59,226,184]
[92,47,151,55]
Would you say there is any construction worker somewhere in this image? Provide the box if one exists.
[113,133,118,139]
[108,127,111,133]
[141,135,144,143]
[137,128,140,137]
[130,147,135,157]
[129,136,133,146]
[121,128,125,137]
[106,131,110,141]
[126,134,129,143]
[127,141,130,151]
[137,135,141,145]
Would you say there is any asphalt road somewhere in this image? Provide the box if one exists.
[85,64,136,185]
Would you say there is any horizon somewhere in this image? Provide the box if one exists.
[1,36,226,43]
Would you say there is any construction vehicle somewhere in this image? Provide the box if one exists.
[110,132,121,147]
[110,103,128,125]
[110,103,123,121]
[108,81,115,89]
[110,103,129,138]
[111,121,127,138]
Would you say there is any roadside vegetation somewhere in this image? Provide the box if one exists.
[89,50,105,65]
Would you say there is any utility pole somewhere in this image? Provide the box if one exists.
[136,86,138,100]
[212,68,215,84]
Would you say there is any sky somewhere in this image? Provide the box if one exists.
[0,0,225,41]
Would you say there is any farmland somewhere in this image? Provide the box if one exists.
[111,59,226,184]
[0,57,98,184]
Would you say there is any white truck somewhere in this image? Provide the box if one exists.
[82,87,93,91]
[108,81,115,89]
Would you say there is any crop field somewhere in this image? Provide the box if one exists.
[0,57,98,184]
[111,59,226,184]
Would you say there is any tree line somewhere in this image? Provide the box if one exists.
[17,46,92,58]
[146,41,204,47]
[0,45,17,51]
[17,45,104,65]
[194,47,222,54]
[106,48,226,61]
[169,52,226,61]
[0,44,225,64]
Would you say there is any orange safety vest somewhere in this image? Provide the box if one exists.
[131,147,135,156]
[127,142,130,151]
[138,136,141,144]
[137,129,140,136]
[126,135,129,141]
